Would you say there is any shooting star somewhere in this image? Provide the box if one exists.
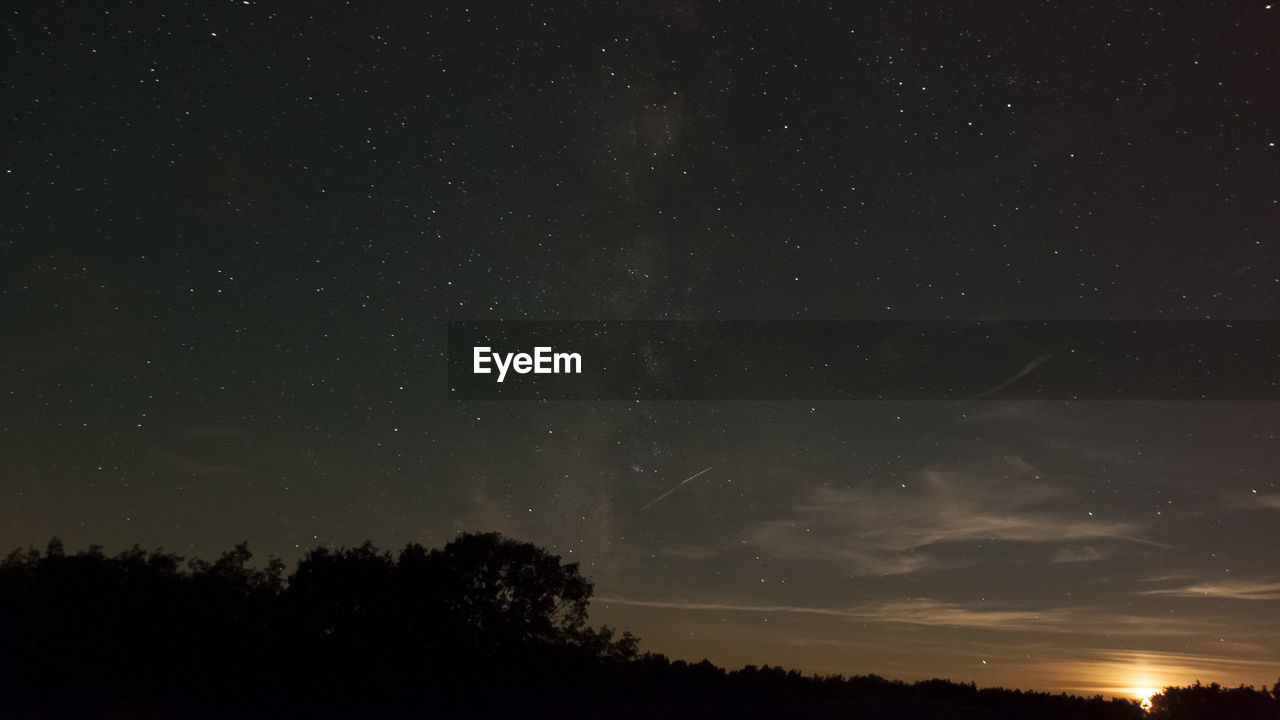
[640,467,713,512]
[961,348,1061,402]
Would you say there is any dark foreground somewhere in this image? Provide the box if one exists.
[2,536,1276,719]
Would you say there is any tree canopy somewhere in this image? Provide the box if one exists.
[3,534,1274,719]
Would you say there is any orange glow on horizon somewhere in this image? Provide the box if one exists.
[1132,688,1158,711]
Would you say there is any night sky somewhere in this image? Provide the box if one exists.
[4,1,1279,701]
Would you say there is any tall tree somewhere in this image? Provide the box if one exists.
[429,532,593,649]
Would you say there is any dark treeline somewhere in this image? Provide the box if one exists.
[1,535,1276,719]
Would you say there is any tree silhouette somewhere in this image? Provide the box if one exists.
[5,533,1241,719]
[284,540,399,675]
[1147,681,1280,720]
[428,531,593,650]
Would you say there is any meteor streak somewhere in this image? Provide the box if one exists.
[640,466,713,512]
[962,345,1068,401]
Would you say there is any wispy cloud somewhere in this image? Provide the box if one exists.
[1228,492,1280,510]
[595,596,1200,638]
[740,463,1153,575]
[1091,648,1280,674]
[1052,546,1111,564]
[1138,580,1280,601]
[1046,649,1280,699]
[855,598,1072,631]
[595,596,865,620]
[847,599,1198,637]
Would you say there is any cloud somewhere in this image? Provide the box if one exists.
[594,596,1200,638]
[848,599,1196,638]
[1045,649,1280,699]
[854,598,1072,631]
[1228,492,1280,510]
[1052,546,1111,563]
[1138,580,1280,601]
[595,596,865,620]
[739,462,1153,575]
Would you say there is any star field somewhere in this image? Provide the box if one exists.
[2,1,1279,700]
